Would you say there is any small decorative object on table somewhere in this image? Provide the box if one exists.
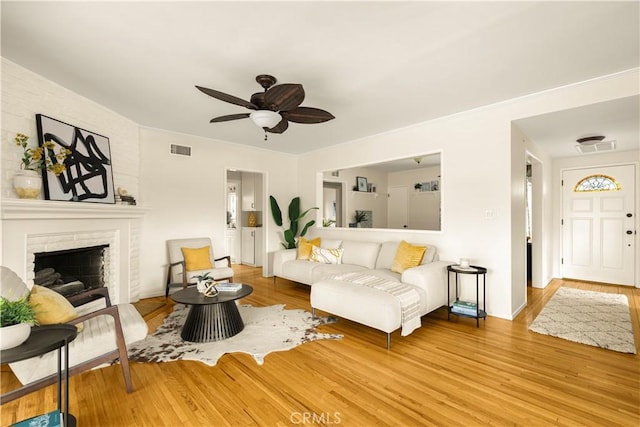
[115,187,137,205]
[11,132,70,199]
[192,272,218,295]
[203,282,219,298]
[0,294,38,350]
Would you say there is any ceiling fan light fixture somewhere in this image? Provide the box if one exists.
[250,110,281,129]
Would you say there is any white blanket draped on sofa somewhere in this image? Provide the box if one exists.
[331,272,422,336]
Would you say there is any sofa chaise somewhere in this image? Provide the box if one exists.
[273,238,450,348]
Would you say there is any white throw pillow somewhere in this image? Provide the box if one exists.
[341,241,381,269]
[375,241,400,269]
[310,246,343,264]
[321,239,343,249]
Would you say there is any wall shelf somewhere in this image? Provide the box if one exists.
[349,190,379,198]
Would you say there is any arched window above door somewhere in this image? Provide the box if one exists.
[573,174,621,192]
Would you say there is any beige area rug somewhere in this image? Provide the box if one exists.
[529,287,636,354]
[128,304,342,365]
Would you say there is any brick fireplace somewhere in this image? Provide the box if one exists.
[1,199,149,304]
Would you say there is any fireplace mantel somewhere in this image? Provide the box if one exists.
[1,199,151,220]
[1,199,149,303]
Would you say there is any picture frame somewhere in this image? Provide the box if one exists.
[36,114,115,204]
[356,176,368,192]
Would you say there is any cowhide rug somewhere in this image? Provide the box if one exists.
[128,304,342,365]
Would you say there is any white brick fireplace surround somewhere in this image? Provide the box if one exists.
[1,200,149,304]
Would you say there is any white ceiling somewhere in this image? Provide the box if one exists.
[2,1,639,156]
[515,96,639,158]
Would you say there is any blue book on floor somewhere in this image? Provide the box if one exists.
[12,410,62,427]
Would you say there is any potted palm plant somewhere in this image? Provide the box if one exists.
[0,294,38,350]
[354,210,368,227]
[269,196,318,249]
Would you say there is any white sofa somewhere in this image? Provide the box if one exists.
[273,239,449,348]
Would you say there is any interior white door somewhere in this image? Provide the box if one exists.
[388,186,408,229]
[562,164,636,285]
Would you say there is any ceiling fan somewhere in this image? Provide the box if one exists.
[195,74,335,140]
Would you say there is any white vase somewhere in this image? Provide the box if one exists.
[196,280,208,293]
[13,170,43,199]
[0,322,31,350]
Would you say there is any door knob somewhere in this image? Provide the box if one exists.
[626,230,633,235]
[627,213,633,218]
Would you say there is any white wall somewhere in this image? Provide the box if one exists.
[137,127,297,298]
[1,58,140,200]
[301,68,639,320]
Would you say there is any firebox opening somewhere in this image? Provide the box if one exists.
[34,244,109,297]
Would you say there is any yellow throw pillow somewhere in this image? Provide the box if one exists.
[391,241,427,274]
[297,237,321,260]
[29,285,82,331]
[182,246,213,271]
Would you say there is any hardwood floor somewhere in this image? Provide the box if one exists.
[2,266,639,426]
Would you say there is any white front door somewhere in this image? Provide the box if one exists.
[387,186,408,229]
[562,164,636,286]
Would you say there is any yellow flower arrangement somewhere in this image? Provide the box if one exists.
[14,133,71,176]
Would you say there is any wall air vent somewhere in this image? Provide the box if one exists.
[170,144,192,156]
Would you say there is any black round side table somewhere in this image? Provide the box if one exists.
[171,285,253,342]
[447,264,488,327]
[1,324,78,426]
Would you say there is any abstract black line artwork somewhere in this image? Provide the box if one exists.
[36,114,115,204]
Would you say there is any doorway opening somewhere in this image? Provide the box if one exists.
[322,181,344,228]
[225,169,265,270]
[526,153,543,289]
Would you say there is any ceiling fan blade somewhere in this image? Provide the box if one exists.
[264,84,305,112]
[266,117,289,134]
[209,113,251,123]
[282,107,335,124]
[195,85,256,110]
